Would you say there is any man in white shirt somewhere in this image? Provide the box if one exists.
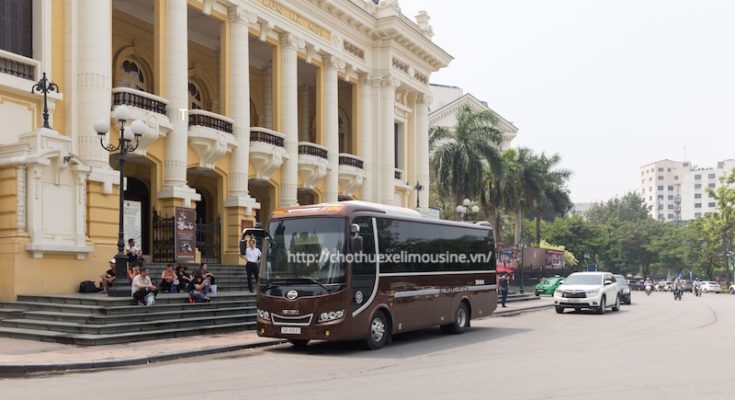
[125,238,142,264]
[242,238,261,293]
[131,268,158,305]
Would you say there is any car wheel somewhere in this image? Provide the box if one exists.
[441,302,470,334]
[730,289,734,295]
[363,310,390,350]
[597,296,606,314]
[612,295,620,312]
[555,306,564,314]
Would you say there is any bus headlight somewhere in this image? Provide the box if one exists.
[318,309,345,322]
[257,309,270,320]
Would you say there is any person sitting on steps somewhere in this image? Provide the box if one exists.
[188,270,211,303]
[99,258,116,294]
[131,268,158,306]
[160,264,178,293]
[176,264,193,292]
[199,263,215,294]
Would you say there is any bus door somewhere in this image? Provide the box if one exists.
[350,216,378,317]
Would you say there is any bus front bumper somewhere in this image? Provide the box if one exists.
[257,319,348,341]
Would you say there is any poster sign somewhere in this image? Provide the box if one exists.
[123,200,142,248]
[546,249,565,269]
[175,207,196,261]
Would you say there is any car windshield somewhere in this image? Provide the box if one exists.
[563,274,602,285]
[263,217,347,285]
[615,277,626,285]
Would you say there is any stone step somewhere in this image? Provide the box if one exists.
[0,299,256,316]
[21,305,255,324]
[15,292,255,306]
[0,308,24,321]
[1,313,256,335]
[0,321,256,346]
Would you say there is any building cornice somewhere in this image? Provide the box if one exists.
[429,93,519,134]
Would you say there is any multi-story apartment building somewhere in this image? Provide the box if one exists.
[0,0,451,299]
[639,159,735,221]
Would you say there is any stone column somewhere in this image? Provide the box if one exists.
[262,67,273,129]
[68,0,112,169]
[322,55,341,203]
[278,33,303,207]
[379,75,399,205]
[225,6,257,204]
[222,6,259,264]
[358,73,375,202]
[415,93,431,211]
[158,0,198,207]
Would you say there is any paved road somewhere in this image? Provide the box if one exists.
[1,292,733,400]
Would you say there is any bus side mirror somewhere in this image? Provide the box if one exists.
[350,223,363,253]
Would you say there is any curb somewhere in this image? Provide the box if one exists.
[0,338,286,375]
[492,303,554,317]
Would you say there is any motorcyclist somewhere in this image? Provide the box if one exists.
[693,278,702,295]
[644,277,653,295]
[673,277,683,298]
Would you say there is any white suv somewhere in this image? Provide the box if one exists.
[554,272,621,314]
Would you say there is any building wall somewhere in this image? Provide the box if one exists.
[0,0,450,300]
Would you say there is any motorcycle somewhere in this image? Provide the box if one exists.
[673,287,683,301]
[694,286,702,297]
[645,284,652,296]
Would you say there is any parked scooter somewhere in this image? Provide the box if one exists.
[645,284,652,296]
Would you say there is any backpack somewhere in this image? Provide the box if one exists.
[79,280,100,293]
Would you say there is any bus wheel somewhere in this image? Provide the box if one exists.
[441,302,469,334]
[289,340,309,348]
[363,310,389,350]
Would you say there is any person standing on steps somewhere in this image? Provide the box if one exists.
[499,273,510,308]
[242,238,261,293]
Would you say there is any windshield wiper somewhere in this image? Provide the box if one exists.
[297,276,333,292]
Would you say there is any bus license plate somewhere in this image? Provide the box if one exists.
[281,327,301,334]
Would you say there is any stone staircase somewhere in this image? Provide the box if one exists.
[0,265,258,345]
[145,263,251,292]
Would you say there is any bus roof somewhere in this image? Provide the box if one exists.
[271,201,492,231]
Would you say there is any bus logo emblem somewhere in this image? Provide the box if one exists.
[355,291,364,304]
[286,290,298,300]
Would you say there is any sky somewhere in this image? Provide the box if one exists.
[400,0,735,203]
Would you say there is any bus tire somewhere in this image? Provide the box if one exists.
[363,310,390,350]
[289,340,309,348]
[441,302,469,334]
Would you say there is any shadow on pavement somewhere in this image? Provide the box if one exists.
[266,325,530,359]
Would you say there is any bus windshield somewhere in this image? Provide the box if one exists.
[264,217,347,285]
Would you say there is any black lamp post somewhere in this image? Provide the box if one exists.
[518,242,526,294]
[95,106,146,297]
[413,181,424,208]
[31,72,59,129]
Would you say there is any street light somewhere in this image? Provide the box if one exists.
[96,106,146,297]
[456,200,479,222]
[413,181,424,209]
[518,242,526,294]
[455,205,466,221]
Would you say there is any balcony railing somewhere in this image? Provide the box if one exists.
[339,153,364,169]
[188,109,233,134]
[250,127,285,147]
[299,142,328,160]
[394,168,403,181]
[112,87,168,115]
[0,49,37,80]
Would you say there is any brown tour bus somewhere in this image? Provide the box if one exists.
[255,201,497,349]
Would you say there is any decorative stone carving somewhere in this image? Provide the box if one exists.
[0,127,93,259]
[343,40,365,60]
[415,10,434,39]
[111,87,172,156]
[298,142,329,189]
[228,5,258,25]
[392,57,409,74]
[279,32,305,50]
[338,154,365,197]
[187,110,238,169]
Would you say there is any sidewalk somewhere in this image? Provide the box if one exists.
[0,331,284,375]
[0,297,553,375]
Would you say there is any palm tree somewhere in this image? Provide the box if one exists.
[504,148,546,246]
[480,150,515,240]
[430,105,504,206]
[529,153,572,245]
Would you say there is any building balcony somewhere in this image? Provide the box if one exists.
[249,127,288,180]
[394,168,404,182]
[338,153,365,197]
[298,142,329,189]
[111,87,171,155]
[187,110,237,169]
[0,49,38,81]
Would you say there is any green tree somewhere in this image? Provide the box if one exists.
[480,150,516,237]
[542,215,607,268]
[528,153,572,246]
[705,169,735,286]
[503,148,546,246]
[430,105,504,206]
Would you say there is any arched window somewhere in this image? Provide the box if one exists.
[188,81,204,110]
[119,59,147,91]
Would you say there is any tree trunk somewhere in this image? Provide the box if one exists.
[724,230,731,288]
[535,214,541,247]
[514,205,523,246]
[494,210,502,244]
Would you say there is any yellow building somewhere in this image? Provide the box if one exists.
[0,0,451,300]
